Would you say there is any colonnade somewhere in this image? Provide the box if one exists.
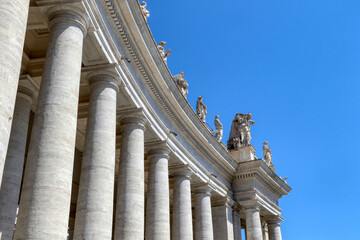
[0,2,284,240]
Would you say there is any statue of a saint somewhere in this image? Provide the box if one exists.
[239,118,251,146]
[196,96,207,123]
[211,115,223,142]
[227,112,255,149]
[140,2,150,22]
[263,141,272,165]
[157,41,171,65]
[173,72,189,98]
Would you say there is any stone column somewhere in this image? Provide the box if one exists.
[73,74,119,240]
[14,8,88,240]
[194,185,214,240]
[245,206,263,240]
[145,147,171,240]
[114,116,146,240]
[262,221,269,240]
[0,90,32,240]
[212,197,234,240]
[172,168,193,240]
[233,207,242,240]
[268,219,282,240]
[0,0,30,185]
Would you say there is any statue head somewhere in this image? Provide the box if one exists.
[246,112,252,120]
[198,96,203,100]
[158,41,166,47]
[263,141,268,145]
[215,115,219,119]
[141,1,147,7]
[180,72,185,77]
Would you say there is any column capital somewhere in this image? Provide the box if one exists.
[169,164,195,179]
[119,108,147,132]
[16,91,33,103]
[18,75,39,103]
[211,195,235,208]
[47,6,90,35]
[87,71,121,93]
[118,108,147,132]
[120,116,146,131]
[267,216,283,226]
[147,146,171,160]
[245,205,260,212]
[233,203,242,213]
[193,183,212,196]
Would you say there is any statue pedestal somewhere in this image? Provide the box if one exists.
[229,145,256,163]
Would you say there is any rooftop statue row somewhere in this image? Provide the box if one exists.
[140,2,280,172]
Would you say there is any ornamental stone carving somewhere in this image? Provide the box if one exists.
[173,72,189,99]
[263,141,272,166]
[157,41,171,65]
[196,96,207,123]
[140,2,150,22]
[228,112,255,150]
[211,115,223,142]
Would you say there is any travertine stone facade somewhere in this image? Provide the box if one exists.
[268,219,283,240]
[146,147,171,240]
[0,1,291,240]
[0,90,32,240]
[14,7,88,239]
[194,185,214,240]
[74,73,119,239]
[245,206,263,240]
[115,116,146,240]
[0,0,30,187]
[171,167,194,240]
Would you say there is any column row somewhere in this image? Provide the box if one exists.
[0,4,283,240]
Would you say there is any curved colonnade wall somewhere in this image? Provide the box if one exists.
[0,0,291,239]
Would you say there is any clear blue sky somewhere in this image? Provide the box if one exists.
[147,1,360,239]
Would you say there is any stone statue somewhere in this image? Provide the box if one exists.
[263,141,272,165]
[211,115,223,142]
[173,72,189,98]
[227,112,255,149]
[140,2,150,21]
[196,96,207,123]
[157,41,171,65]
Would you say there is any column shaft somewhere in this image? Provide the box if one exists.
[172,170,193,240]
[73,76,118,239]
[14,9,88,240]
[0,92,32,240]
[0,0,30,186]
[245,206,263,240]
[268,220,282,240]
[145,147,170,240]
[212,201,234,240]
[114,117,146,240]
[262,221,269,240]
[233,210,242,240]
[195,187,214,240]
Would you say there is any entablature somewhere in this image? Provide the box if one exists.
[233,159,291,216]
